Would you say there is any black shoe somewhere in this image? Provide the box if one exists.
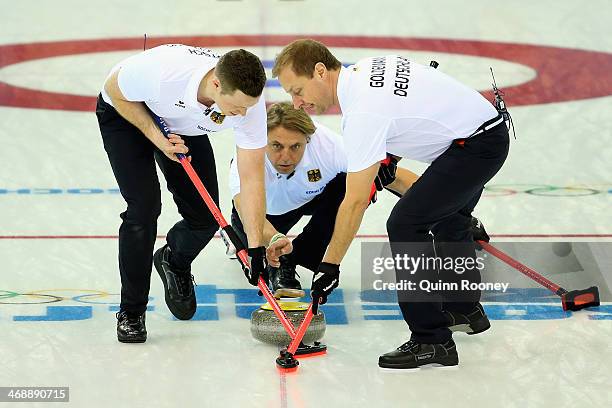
[116,311,147,343]
[268,256,305,299]
[154,245,197,320]
[378,339,458,369]
[445,303,491,335]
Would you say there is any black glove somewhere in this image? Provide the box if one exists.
[244,247,268,287]
[471,217,490,243]
[311,262,340,314]
[368,183,378,205]
[374,154,398,191]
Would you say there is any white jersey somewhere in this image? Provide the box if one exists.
[337,56,499,171]
[229,122,347,215]
[100,44,266,149]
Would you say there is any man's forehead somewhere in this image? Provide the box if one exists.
[279,68,307,91]
[269,127,307,143]
[269,138,304,144]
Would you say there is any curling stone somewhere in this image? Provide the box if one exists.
[251,301,326,345]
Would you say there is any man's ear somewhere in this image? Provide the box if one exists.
[212,76,221,91]
[314,62,327,79]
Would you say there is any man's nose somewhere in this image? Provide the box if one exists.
[279,149,289,160]
[291,95,304,109]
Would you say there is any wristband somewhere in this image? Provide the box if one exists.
[268,232,287,247]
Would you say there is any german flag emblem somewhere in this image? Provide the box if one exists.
[307,169,322,182]
[210,111,226,125]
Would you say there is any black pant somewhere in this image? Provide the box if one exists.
[96,96,219,314]
[231,173,346,272]
[386,122,509,343]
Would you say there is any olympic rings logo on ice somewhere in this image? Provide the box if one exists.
[482,184,612,197]
[1,184,611,197]
[0,289,119,305]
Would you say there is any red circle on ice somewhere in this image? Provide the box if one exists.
[1,35,611,112]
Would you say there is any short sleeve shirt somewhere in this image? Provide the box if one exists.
[100,44,266,149]
[229,122,347,215]
[336,56,499,171]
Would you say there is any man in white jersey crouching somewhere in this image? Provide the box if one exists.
[227,102,417,298]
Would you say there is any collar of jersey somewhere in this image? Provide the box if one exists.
[184,65,216,110]
[266,157,292,180]
[336,66,350,113]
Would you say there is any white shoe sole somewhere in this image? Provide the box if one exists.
[379,363,459,372]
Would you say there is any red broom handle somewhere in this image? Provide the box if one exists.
[150,112,298,337]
